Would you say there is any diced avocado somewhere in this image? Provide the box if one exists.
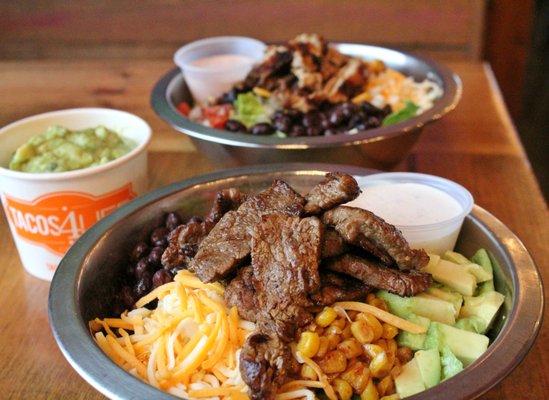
[440,345,463,380]
[378,290,456,324]
[413,294,457,324]
[477,279,495,296]
[463,263,493,282]
[423,259,477,296]
[397,314,431,351]
[424,322,489,366]
[443,250,470,265]
[471,249,496,295]
[459,291,505,334]
[424,287,463,318]
[395,358,426,398]
[415,348,441,388]
[454,316,485,333]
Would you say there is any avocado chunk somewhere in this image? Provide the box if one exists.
[440,345,463,380]
[395,358,426,398]
[423,259,477,296]
[459,291,505,333]
[397,314,431,351]
[415,348,441,388]
[378,290,456,325]
[471,249,496,294]
[443,250,471,265]
[424,322,489,366]
[454,316,485,333]
[424,286,463,317]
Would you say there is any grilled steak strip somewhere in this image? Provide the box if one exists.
[191,180,305,282]
[310,271,371,306]
[240,215,323,399]
[304,172,360,215]
[224,266,258,322]
[162,188,246,269]
[322,206,429,270]
[326,254,432,297]
[321,228,349,258]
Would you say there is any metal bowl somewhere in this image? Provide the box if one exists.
[49,164,543,400]
[151,43,462,169]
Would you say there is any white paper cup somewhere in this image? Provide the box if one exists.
[353,172,474,254]
[174,36,266,104]
[0,108,151,281]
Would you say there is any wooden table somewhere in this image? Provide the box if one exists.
[0,60,546,399]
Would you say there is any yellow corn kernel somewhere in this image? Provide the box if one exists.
[351,320,374,344]
[252,86,271,98]
[386,339,398,356]
[368,297,388,311]
[341,361,370,393]
[301,364,318,380]
[316,336,330,358]
[361,379,379,400]
[374,339,388,352]
[316,307,338,327]
[333,378,354,400]
[358,313,384,341]
[363,344,384,359]
[370,351,392,378]
[341,323,352,339]
[318,350,348,374]
[377,375,395,397]
[380,395,400,400]
[396,346,413,364]
[331,317,347,330]
[297,331,321,358]
[327,333,342,350]
[382,323,399,340]
[326,325,343,336]
[338,338,364,359]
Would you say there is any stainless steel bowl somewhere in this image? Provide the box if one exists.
[49,164,543,400]
[151,43,462,169]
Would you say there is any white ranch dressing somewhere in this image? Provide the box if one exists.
[348,183,463,226]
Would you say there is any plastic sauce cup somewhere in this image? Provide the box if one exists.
[352,172,474,255]
[0,108,151,281]
[174,36,266,104]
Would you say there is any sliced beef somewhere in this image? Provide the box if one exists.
[310,271,371,306]
[326,254,432,297]
[321,228,349,258]
[191,180,305,282]
[251,214,322,341]
[224,266,258,322]
[322,206,429,270]
[161,188,246,269]
[304,172,360,215]
[240,332,298,400]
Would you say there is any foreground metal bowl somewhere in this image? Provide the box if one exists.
[151,43,462,169]
[49,164,543,400]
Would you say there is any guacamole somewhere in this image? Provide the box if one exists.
[8,125,136,173]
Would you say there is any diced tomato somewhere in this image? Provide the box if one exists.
[202,104,232,129]
[176,102,191,116]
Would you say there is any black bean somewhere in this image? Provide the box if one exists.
[273,114,293,133]
[165,212,182,231]
[218,88,239,104]
[169,265,186,276]
[131,242,149,262]
[306,126,322,136]
[250,123,275,135]
[340,102,357,119]
[135,258,151,279]
[120,286,135,309]
[382,105,392,116]
[302,111,322,128]
[324,128,338,136]
[289,125,306,137]
[134,272,152,299]
[148,246,164,266]
[367,116,381,128]
[319,113,330,129]
[328,106,347,126]
[150,227,169,247]
[225,119,247,133]
[284,108,302,121]
[360,102,378,114]
[152,269,173,289]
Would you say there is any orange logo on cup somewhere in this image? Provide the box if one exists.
[3,184,136,255]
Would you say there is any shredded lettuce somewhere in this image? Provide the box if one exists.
[232,92,270,128]
[382,100,420,126]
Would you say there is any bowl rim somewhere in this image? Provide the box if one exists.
[151,42,462,149]
[49,164,543,400]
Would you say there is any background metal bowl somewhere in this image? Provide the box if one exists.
[49,164,543,400]
[151,43,462,169]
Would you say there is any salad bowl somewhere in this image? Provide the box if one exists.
[151,44,462,168]
[49,163,543,400]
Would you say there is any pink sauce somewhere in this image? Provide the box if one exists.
[190,54,255,70]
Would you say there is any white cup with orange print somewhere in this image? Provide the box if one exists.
[0,108,151,281]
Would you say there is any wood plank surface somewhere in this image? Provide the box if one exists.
[1,0,486,61]
[0,60,547,399]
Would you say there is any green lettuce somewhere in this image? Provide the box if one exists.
[232,92,270,128]
[382,100,420,126]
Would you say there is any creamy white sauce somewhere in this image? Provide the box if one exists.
[347,183,463,226]
[190,54,255,70]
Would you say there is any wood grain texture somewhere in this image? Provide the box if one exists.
[1,0,486,60]
[0,61,547,399]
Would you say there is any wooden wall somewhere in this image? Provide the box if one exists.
[1,0,486,60]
